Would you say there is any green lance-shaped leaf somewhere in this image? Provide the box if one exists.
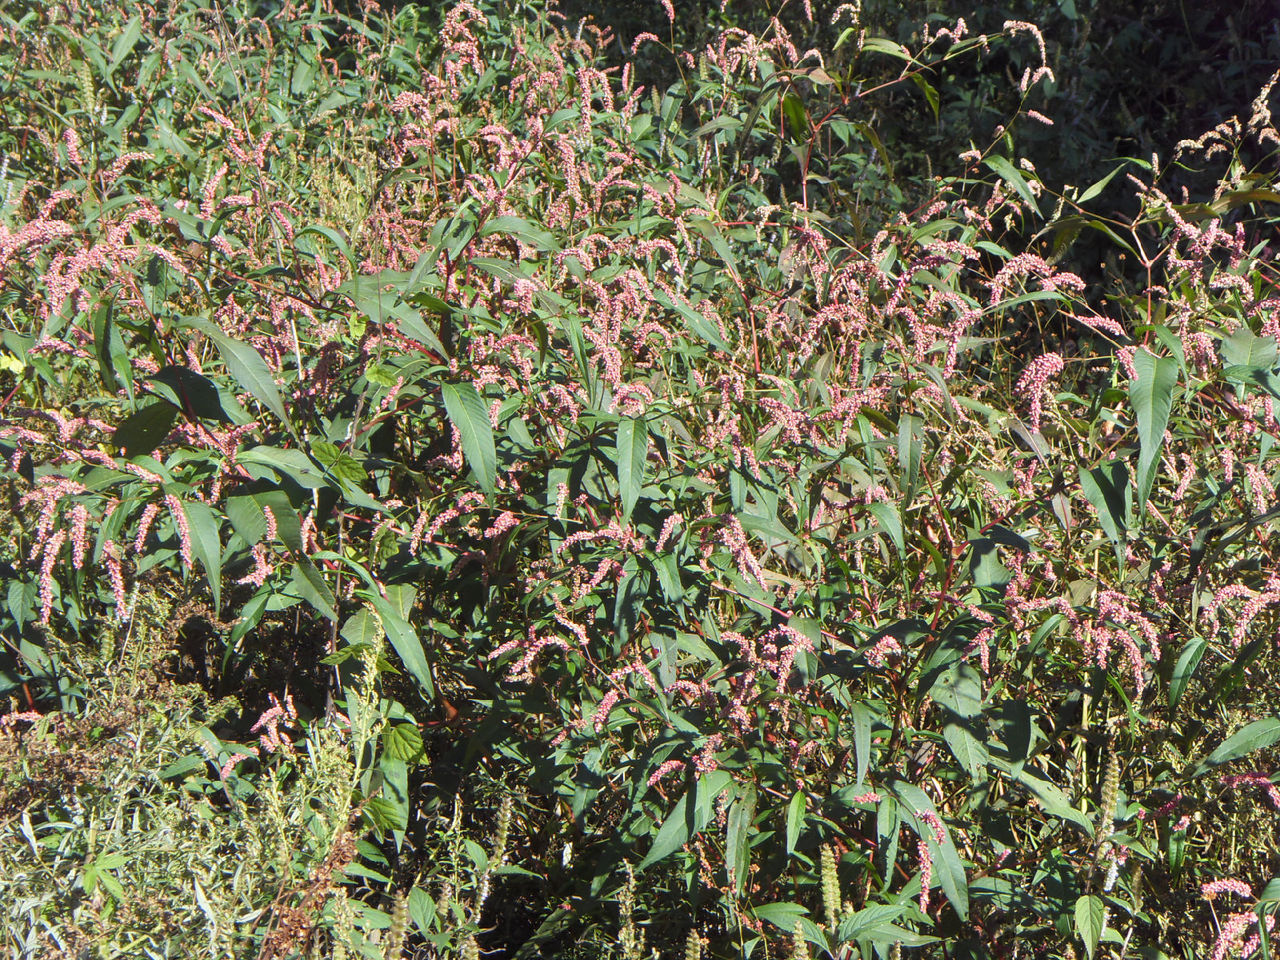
[890,781,969,920]
[868,501,904,555]
[1168,636,1206,714]
[639,770,733,871]
[441,381,497,495]
[289,558,337,622]
[1130,348,1177,515]
[852,701,872,787]
[114,402,177,458]
[785,791,805,856]
[364,590,436,701]
[897,414,922,500]
[984,156,1041,214]
[944,722,990,780]
[1078,459,1130,568]
[615,417,648,521]
[640,793,692,872]
[725,783,757,895]
[188,319,293,432]
[182,499,222,616]
[1191,718,1280,777]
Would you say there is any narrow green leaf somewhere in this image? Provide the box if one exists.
[897,414,922,497]
[983,156,1041,214]
[891,782,968,920]
[860,37,912,61]
[441,381,496,495]
[781,93,809,142]
[238,446,328,490]
[1076,162,1128,205]
[1168,636,1206,713]
[852,702,872,787]
[108,16,143,75]
[479,215,558,252]
[92,300,131,397]
[944,722,990,779]
[692,115,741,139]
[752,902,810,933]
[654,289,730,352]
[688,218,741,280]
[1075,894,1105,960]
[182,500,221,616]
[725,783,756,895]
[192,321,292,430]
[785,791,805,856]
[395,310,449,360]
[853,121,894,180]
[640,770,732,871]
[1193,718,1280,777]
[909,73,940,121]
[998,761,1093,834]
[1130,349,1178,513]
[615,417,648,522]
[639,790,692,871]
[868,501,904,554]
[364,591,436,701]
[298,224,356,269]
[1078,460,1130,567]
[289,559,337,621]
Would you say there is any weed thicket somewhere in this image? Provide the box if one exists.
[2,1,1280,958]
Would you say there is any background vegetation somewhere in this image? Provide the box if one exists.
[2,0,1280,957]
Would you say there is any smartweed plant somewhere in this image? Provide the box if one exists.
[2,0,1280,957]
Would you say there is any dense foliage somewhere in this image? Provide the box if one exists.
[2,1,1280,958]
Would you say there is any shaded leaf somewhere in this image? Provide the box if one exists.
[640,770,732,871]
[852,701,872,787]
[114,402,177,457]
[1079,460,1130,567]
[224,490,304,553]
[944,722,990,779]
[752,902,810,933]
